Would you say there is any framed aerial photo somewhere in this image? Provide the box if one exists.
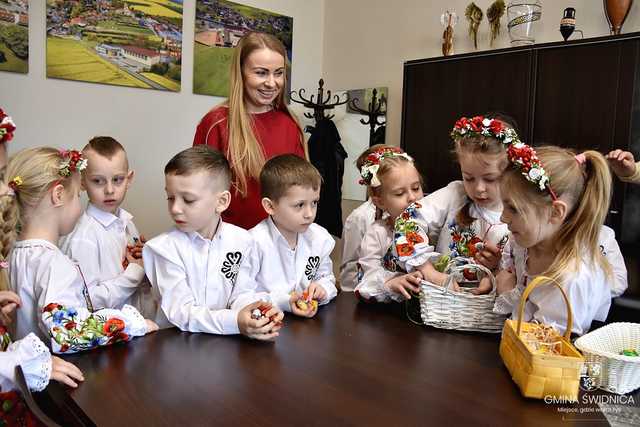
[46,0,183,91]
[0,0,28,74]
[194,0,293,97]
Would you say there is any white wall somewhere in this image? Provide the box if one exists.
[0,0,325,237]
[323,0,640,152]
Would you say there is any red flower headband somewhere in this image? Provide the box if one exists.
[0,109,16,144]
[359,146,413,187]
[58,150,88,177]
[452,115,557,200]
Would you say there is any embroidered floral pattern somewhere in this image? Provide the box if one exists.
[304,256,320,281]
[0,390,40,427]
[382,247,404,273]
[448,219,483,258]
[0,325,11,352]
[221,251,242,284]
[393,202,424,257]
[43,304,130,353]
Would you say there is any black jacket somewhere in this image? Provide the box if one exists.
[307,118,348,237]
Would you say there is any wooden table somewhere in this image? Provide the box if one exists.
[38,295,639,426]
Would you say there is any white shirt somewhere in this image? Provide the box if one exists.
[401,181,509,266]
[0,333,51,392]
[59,204,146,309]
[8,239,147,349]
[355,219,409,303]
[143,221,260,334]
[494,237,612,336]
[599,225,628,297]
[250,217,337,312]
[339,199,377,291]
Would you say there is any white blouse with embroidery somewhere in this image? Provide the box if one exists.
[395,181,509,269]
[250,217,337,312]
[9,239,148,353]
[339,199,377,291]
[494,237,612,336]
[143,222,260,334]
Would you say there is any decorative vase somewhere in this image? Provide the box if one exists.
[604,0,633,35]
[507,0,542,46]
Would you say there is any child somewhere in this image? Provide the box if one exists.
[59,136,154,318]
[142,145,283,339]
[354,146,427,302]
[395,116,514,295]
[250,154,337,317]
[607,149,640,183]
[3,147,157,353]
[339,145,385,292]
[494,145,613,336]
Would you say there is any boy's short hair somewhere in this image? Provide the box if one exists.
[260,154,322,201]
[165,145,231,190]
[84,136,126,159]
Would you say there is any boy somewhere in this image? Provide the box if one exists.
[251,154,337,318]
[60,136,151,314]
[142,146,283,339]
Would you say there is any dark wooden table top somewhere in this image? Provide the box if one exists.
[39,294,639,427]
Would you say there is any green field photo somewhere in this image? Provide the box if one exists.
[193,44,232,97]
[46,0,182,91]
[47,37,151,88]
[0,40,27,73]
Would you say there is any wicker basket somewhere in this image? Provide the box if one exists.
[499,276,584,401]
[574,322,640,394]
[419,258,507,333]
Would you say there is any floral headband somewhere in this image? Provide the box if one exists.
[359,147,413,187]
[58,149,88,177]
[0,109,15,145]
[5,150,87,197]
[451,115,520,146]
[451,115,557,200]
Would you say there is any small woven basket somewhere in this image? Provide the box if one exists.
[574,322,640,394]
[499,276,584,401]
[418,258,507,333]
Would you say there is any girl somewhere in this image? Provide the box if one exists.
[395,115,514,294]
[3,147,157,353]
[0,112,83,393]
[194,32,305,230]
[339,145,386,291]
[494,145,613,336]
[354,146,427,302]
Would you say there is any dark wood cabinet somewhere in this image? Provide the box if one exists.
[401,32,640,243]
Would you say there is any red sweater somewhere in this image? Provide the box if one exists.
[193,106,305,229]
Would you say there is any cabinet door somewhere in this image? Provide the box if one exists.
[534,40,639,237]
[402,51,532,193]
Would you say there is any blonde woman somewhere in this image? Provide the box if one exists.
[193,32,304,230]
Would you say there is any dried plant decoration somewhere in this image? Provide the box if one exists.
[465,2,483,49]
[487,0,506,46]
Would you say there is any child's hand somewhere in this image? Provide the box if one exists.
[470,276,493,295]
[496,267,517,295]
[306,282,327,303]
[0,290,20,326]
[125,250,144,268]
[384,271,422,299]
[607,149,637,178]
[238,301,283,340]
[474,243,500,271]
[145,319,159,333]
[418,263,448,287]
[289,292,317,318]
[50,356,84,388]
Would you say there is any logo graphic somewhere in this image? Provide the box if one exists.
[580,361,602,392]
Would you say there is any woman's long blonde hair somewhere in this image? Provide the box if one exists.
[226,32,303,196]
[502,146,612,281]
[0,148,78,277]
